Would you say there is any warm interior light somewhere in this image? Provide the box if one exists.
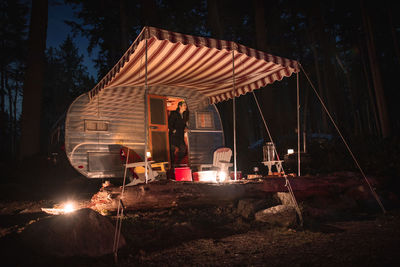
[218,171,227,182]
[63,202,75,213]
[146,151,151,158]
[287,149,294,155]
[197,171,217,182]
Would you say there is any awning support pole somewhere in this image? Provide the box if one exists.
[299,63,386,214]
[144,38,149,184]
[297,71,301,176]
[232,50,237,180]
[252,90,303,226]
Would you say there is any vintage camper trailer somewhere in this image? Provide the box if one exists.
[64,26,299,179]
[65,85,224,178]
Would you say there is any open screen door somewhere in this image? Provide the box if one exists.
[148,95,170,163]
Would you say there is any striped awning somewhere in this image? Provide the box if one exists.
[89,26,299,104]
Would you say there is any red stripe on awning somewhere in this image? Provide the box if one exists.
[88,26,299,103]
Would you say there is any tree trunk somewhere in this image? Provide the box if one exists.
[310,44,328,132]
[387,5,400,66]
[140,0,159,28]
[90,180,282,212]
[254,0,266,51]
[360,42,380,136]
[19,0,48,159]
[253,0,279,137]
[316,6,341,127]
[12,79,19,156]
[207,0,223,39]
[361,0,391,138]
[302,85,309,136]
[0,66,4,115]
[11,71,21,156]
[6,71,13,149]
[306,12,328,133]
[0,66,6,155]
[336,54,360,135]
[119,0,129,52]
[89,174,372,212]
[250,0,266,140]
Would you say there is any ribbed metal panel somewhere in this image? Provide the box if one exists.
[188,104,224,167]
[65,85,223,178]
[66,86,145,178]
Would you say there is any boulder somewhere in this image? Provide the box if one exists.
[255,205,297,227]
[20,208,125,257]
[276,192,295,206]
[236,198,270,219]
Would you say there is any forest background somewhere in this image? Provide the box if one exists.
[1,0,399,176]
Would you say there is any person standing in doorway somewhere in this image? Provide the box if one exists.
[168,101,189,166]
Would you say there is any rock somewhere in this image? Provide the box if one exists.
[20,208,125,257]
[237,199,269,219]
[255,205,297,227]
[276,192,295,206]
[345,185,371,201]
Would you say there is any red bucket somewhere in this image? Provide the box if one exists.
[175,167,192,181]
[193,172,199,182]
[229,171,243,180]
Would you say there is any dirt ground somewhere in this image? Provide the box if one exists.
[120,212,400,267]
[1,192,400,266]
[1,157,400,266]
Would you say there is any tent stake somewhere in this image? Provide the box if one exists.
[299,63,386,214]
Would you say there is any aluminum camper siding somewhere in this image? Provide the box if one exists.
[65,85,223,178]
[188,104,224,168]
[65,87,145,178]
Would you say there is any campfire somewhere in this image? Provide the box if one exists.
[41,201,77,215]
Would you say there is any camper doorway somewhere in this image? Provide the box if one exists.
[147,95,189,167]
[148,95,170,163]
[166,96,189,166]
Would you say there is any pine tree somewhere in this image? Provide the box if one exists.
[0,0,29,158]
[42,36,95,148]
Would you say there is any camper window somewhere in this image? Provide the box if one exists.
[195,111,214,129]
[84,120,109,132]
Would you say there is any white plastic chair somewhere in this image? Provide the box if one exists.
[199,147,233,172]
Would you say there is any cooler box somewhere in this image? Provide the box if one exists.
[175,167,192,181]
[195,170,217,182]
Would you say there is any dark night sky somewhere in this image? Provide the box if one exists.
[47,2,98,78]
